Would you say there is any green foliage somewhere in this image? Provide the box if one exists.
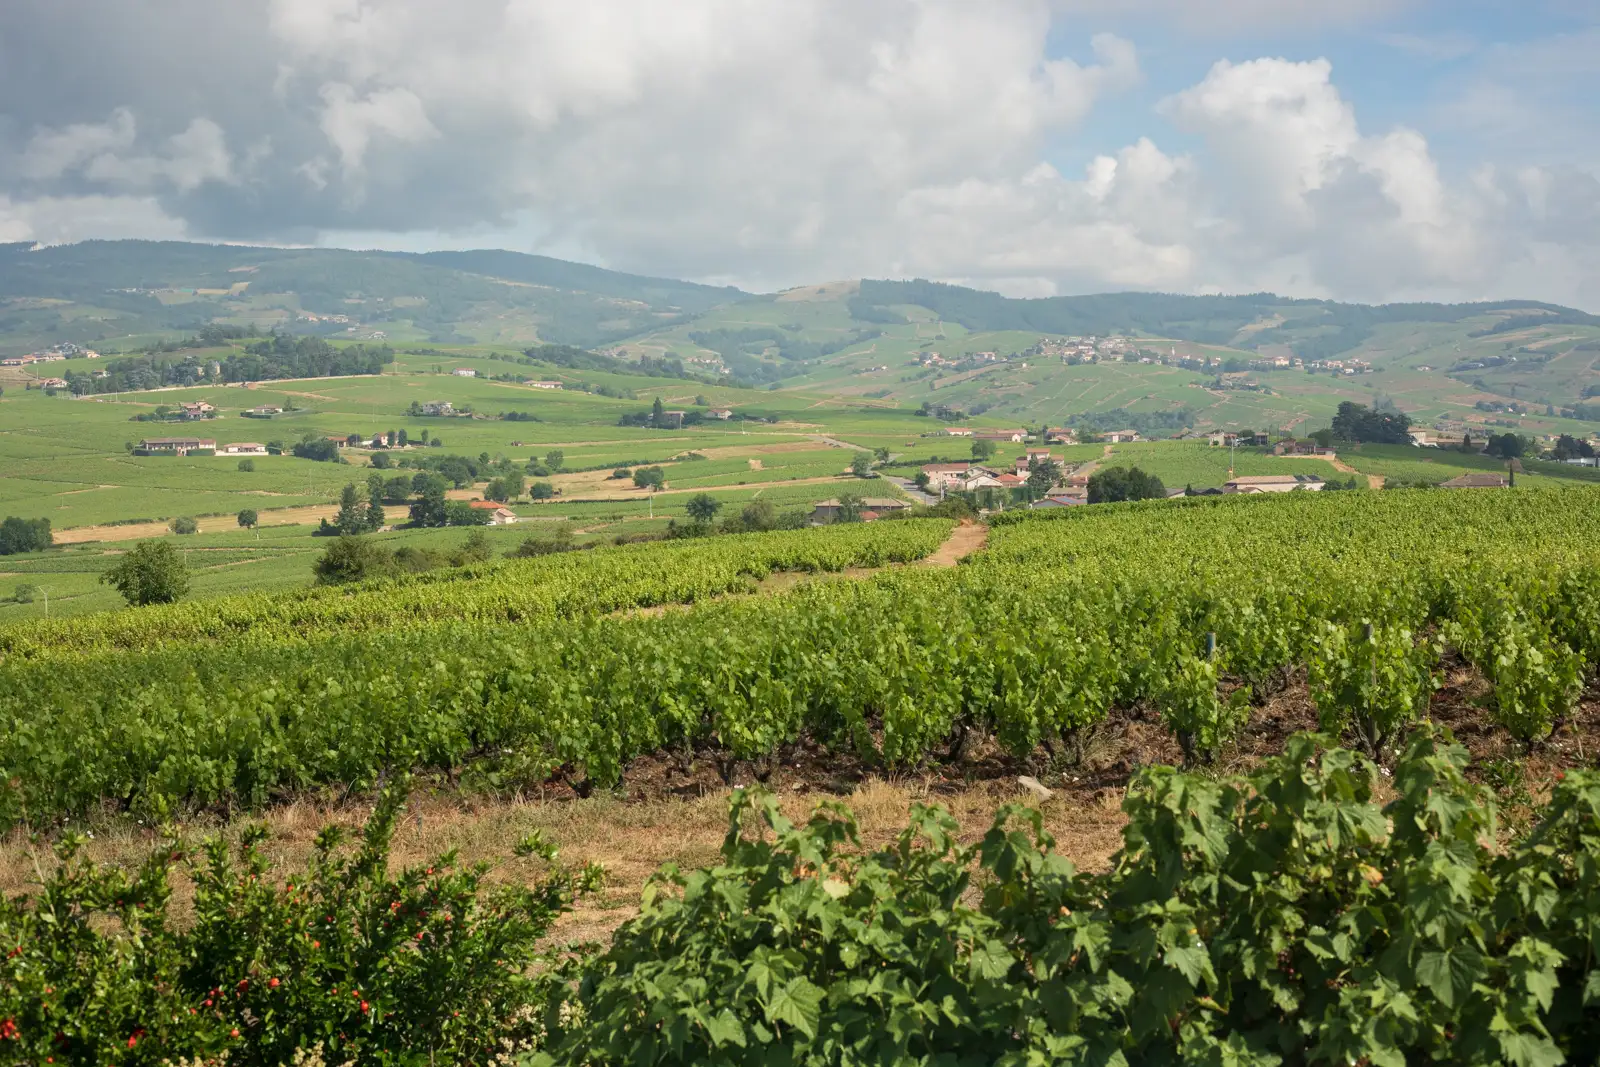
[1309,619,1437,756]
[100,540,189,606]
[685,493,723,524]
[312,535,396,586]
[849,451,873,477]
[236,509,258,529]
[632,466,666,490]
[530,481,556,501]
[236,458,255,472]
[0,781,599,1066]
[535,732,1600,1065]
[1331,400,1413,444]
[1449,595,1587,742]
[1086,465,1165,503]
[1153,647,1251,765]
[11,583,37,605]
[0,516,53,555]
[168,516,199,536]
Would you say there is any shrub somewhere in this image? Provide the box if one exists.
[236,509,259,529]
[101,540,189,606]
[312,536,394,585]
[0,782,599,1066]
[169,516,200,535]
[0,516,51,555]
[11,583,37,605]
[1308,619,1436,757]
[237,458,255,472]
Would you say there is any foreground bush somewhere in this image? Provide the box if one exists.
[8,730,1600,1066]
[0,781,600,1066]
[536,729,1600,1066]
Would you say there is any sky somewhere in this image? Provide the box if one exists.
[1,0,1597,308]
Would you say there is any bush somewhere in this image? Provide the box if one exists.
[312,536,395,585]
[1086,466,1165,503]
[100,540,189,606]
[291,437,340,462]
[610,468,632,480]
[530,481,556,501]
[11,583,37,605]
[0,782,599,1067]
[535,732,1600,1066]
[237,458,255,472]
[237,509,259,529]
[0,516,53,555]
[169,516,200,535]
[1309,619,1436,757]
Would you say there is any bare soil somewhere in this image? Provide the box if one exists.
[53,504,341,544]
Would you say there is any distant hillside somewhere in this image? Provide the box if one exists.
[0,241,750,354]
[854,279,1600,362]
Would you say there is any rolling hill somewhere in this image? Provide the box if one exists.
[3,241,1598,438]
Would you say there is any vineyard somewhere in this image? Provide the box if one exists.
[0,520,953,659]
[7,736,1600,1065]
[1,487,1597,828]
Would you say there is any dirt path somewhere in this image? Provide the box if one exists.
[919,520,988,567]
[1326,455,1385,489]
[53,504,340,544]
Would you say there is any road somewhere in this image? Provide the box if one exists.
[883,475,938,506]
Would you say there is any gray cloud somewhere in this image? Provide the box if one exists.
[0,0,1596,310]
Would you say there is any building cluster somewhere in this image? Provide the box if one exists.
[1,342,101,367]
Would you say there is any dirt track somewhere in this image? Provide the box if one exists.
[52,505,340,544]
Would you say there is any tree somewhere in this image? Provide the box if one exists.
[834,493,865,523]
[397,429,409,447]
[873,447,891,463]
[914,470,932,492]
[1552,434,1594,461]
[529,480,556,500]
[633,466,666,490]
[237,509,258,529]
[334,484,372,535]
[1309,428,1335,449]
[370,452,392,469]
[1330,401,1412,445]
[101,539,189,605]
[651,396,666,426]
[485,478,511,503]
[0,516,52,555]
[740,500,777,532]
[409,486,450,527]
[1026,458,1062,499]
[971,439,996,461]
[364,497,386,532]
[1087,466,1166,504]
[237,458,256,472]
[544,450,566,472]
[444,501,492,526]
[292,436,341,462]
[452,530,495,565]
[1460,433,1475,453]
[685,493,723,524]
[12,583,37,605]
[611,467,632,480]
[850,452,874,478]
[384,475,414,502]
[312,536,394,585]
[1487,433,1527,460]
[169,516,199,535]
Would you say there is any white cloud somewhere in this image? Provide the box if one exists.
[0,193,190,244]
[317,84,437,174]
[18,110,236,192]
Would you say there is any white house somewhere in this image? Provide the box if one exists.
[221,442,267,455]
[709,408,733,419]
[528,381,563,390]
[1105,430,1141,443]
[453,368,477,378]
[1222,475,1325,494]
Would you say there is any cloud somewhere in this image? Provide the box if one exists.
[0,193,190,244]
[17,110,236,192]
[0,0,1595,310]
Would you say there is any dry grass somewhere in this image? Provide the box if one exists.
[0,780,1128,947]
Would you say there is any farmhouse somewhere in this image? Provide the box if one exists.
[920,462,977,489]
[221,442,267,455]
[974,430,1027,443]
[1104,430,1142,443]
[1440,473,1509,489]
[179,402,216,420]
[452,368,477,378]
[660,410,688,428]
[468,501,520,524]
[1209,432,1239,447]
[421,401,455,416]
[1044,427,1078,444]
[247,405,284,416]
[38,377,69,388]
[938,428,974,437]
[528,381,563,390]
[138,437,216,456]
[709,408,733,419]
[808,498,911,524]
[1222,474,1325,494]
